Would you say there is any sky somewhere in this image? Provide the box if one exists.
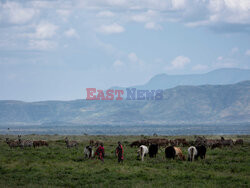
[0,0,250,101]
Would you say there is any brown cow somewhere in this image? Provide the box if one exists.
[194,136,206,146]
[206,139,219,147]
[158,139,169,146]
[5,138,20,148]
[221,139,233,147]
[234,139,243,145]
[174,138,187,146]
[130,139,149,147]
[174,147,186,160]
[219,137,233,147]
[130,140,141,147]
[147,138,167,146]
[33,140,49,148]
[140,139,149,146]
[211,142,222,149]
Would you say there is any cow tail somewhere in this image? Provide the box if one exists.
[191,148,194,162]
[140,146,144,161]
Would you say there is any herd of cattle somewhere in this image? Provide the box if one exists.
[131,136,243,161]
[4,135,244,162]
[5,135,48,148]
[129,136,243,148]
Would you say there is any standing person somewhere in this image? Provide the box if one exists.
[95,143,105,162]
[116,141,124,163]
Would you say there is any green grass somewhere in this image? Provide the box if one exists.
[0,135,249,187]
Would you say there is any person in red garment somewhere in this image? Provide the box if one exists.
[116,141,124,163]
[95,143,105,162]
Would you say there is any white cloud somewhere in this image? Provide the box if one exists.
[1,2,37,24]
[181,0,250,31]
[167,56,191,70]
[64,28,78,38]
[2,0,248,32]
[101,0,126,6]
[28,40,57,50]
[30,1,58,9]
[171,0,187,10]
[131,10,157,23]
[0,0,249,54]
[98,23,124,34]
[32,22,58,39]
[245,49,250,56]
[207,0,250,25]
[97,11,114,17]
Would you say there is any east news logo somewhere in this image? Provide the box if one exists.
[86,88,163,100]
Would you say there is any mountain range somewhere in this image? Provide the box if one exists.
[111,68,250,90]
[0,79,249,127]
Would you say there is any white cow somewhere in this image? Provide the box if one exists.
[84,146,94,158]
[188,146,198,162]
[137,145,149,161]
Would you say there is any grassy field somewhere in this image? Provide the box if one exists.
[0,135,249,187]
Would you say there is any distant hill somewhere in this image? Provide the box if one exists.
[111,68,250,90]
[0,81,249,126]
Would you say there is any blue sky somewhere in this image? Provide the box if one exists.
[0,0,250,101]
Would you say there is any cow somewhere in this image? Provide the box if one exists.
[149,144,158,158]
[174,147,185,160]
[234,139,243,145]
[206,139,219,148]
[130,140,140,147]
[194,136,206,146]
[131,138,169,147]
[65,137,78,148]
[33,140,49,148]
[158,139,169,147]
[211,142,222,149]
[188,140,195,146]
[5,138,20,148]
[195,145,206,160]
[188,146,198,162]
[150,138,169,147]
[137,145,148,161]
[165,146,185,160]
[174,138,187,146]
[41,140,49,146]
[165,146,176,159]
[147,139,159,146]
[220,138,233,147]
[140,139,149,146]
[84,146,94,159]
[18,135,33,148]
[130,139,149,147]
[169,140,176,146]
